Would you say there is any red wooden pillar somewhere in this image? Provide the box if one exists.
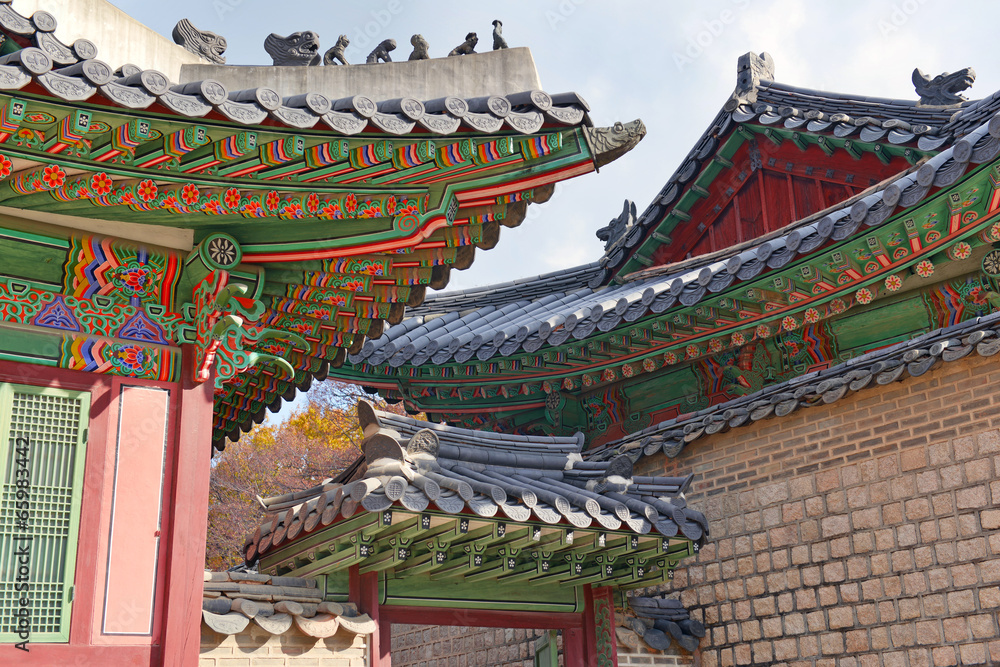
[582,584,619,666]
[160,346,215,666]
[350,566,390,666]
[563,627,587,665]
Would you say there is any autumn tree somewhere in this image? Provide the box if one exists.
[205,381,403,570]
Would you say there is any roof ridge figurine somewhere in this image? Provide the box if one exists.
[913,66,976,106]
[366,39,396,64]
[492,20,508,50]
[172,18,227,65]
[408,34,430,60]
[323,35,349,66]
[448,32,478,57]
[264,31,321,66]
[725,50,775,110]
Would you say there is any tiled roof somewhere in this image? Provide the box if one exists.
[622,596,705,653]
[587,309,1000,464]
[0,3,590,135]
[201,569,376,637]
[593,54,996,282]
[245,401,708,564]
[403,262,603,318]
[347,102,998,369]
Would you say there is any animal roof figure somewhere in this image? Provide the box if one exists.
[912,66,976,106]
[448,32,478,57]
[366,39,397,64]
[172,18,227,65]
[408,34,430,60]
[492,20,508,50]
[324,35,350,66]
[264,31,321,66]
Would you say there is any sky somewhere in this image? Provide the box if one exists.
[102,0,1000,294]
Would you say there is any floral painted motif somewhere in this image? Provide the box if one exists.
[664,351,678,365]
[582,374,594,387]
[110,344,152,375]
[602,368,617,382]
[42,164,65,189]
[916,260,935,278]
[731,331,746,347]
[282,202,305,219]
[884,274,903,292]
[90,172,113,196]
[344,193,358,214]
[621,364,634,378]
[755,324,772,339]
[305,193,320,214]
[685,344,700,359]
[224,188,241,209]
[0,154,12,179]
[642,357,657,372]
[855,287,874,305]
[181,183,200,205]
[949,242,972,261]
[265,191,281,211]
[111,262,157,299]
[830,298,847,314]
[136,180,157,202]
[804,308,821,324]
[781,315,797,331]
[708,338,723,352]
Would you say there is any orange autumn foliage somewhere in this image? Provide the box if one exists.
[205,381,406,570]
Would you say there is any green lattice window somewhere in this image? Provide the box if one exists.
[0,383,89,643]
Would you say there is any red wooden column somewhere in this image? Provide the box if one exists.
[160,346,215,666]
[563,627,587,665]
[582,584,619,666]
[350,566,390,666]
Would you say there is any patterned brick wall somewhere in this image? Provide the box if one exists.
[390,625,560,666]
[636,350,1000,665]
[199,622,367,665]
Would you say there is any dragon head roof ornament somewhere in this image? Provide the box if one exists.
[912,67,976,106]
[596,200,638,252]
[583,119,647,169]
[264,31,321,66]
[172,18,227,65]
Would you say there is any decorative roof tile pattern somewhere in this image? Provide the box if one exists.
[201,569,376,637]
[245,401,708,565]
[588,309,1000,464]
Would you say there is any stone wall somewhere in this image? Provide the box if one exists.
[390,625,558,667]
[199,621,367,666]
[390,624,697,665]
[636,350,1000,665]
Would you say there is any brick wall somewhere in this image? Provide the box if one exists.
[617,641,693,666]
[636,350,1000,665]
[199,621,367,666]
[390,625,560,666]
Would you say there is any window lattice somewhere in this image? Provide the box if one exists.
[0,389,87,642]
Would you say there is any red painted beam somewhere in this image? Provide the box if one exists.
[379,605,585,630]
[160,346,215,666]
